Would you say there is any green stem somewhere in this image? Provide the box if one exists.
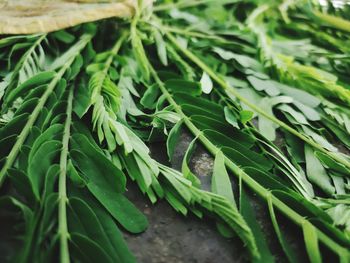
[103,32,127,75]
[146,56,348,259]
[145,19,230,43]
[92,32,127,96]
[154,0,232,11]
[164,30,350,170]
[312,10,350,33]
[58,85,74,263]
[0,33,92,188]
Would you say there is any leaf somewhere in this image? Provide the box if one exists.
[293,101,320,121]
[70,233,113,263]
[165,79,202,95]
[212,47,264,72]
[266,196,299,263]
[305,145,335,195]
[315,151,350,176]
[140,84,160,109]
[240,110,254,124]
[276,82,321,108]
[131,29,150,82]
[257,96,293,140]
[52,30,75,44]
[28,140,61,199]
[200,72,213,94]
[302,221,322,263]
[302,126,338,152]
[0,196,33,230]
[212,150,235,205]
[74,81,92,118]
[279,104,309,125]
[158,164,259,259]
[71,135,148,233]
[154,29,168,66]
[167,119,183,161]
[8,169,37,206]
[181,137,201,187]
[240,185,274,262]
[224,106,239,129]
[70,134,126,193]
[247,76,280,96]
[174,93,224,118]
[4,71,55,108]
[68,197,135,263]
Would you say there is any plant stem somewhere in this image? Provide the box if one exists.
[58,85,74,263]
[154,0,232,12]
[164,30,350,170]
[145,19,230,43]
[103,32,127,75]
[0,33,92,188]
[146,56,349,260]
[91,31,127,98]
[312,10,350,33]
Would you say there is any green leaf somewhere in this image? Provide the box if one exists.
[131,30,150,82]
[0,196,33,229]
[224,106,239,129]
[68,197,135,263]
[140,84,160,109]
[257,96,293,141]
[71,133,126,192]
[52,30,75,44]
[305,145,335,195]
[240,110,254,124]
[315,151,350,176]
[4,71,55,108]
[181,137,201,187]
[71,135,148,233]
[212,150,235,205]
[70,233,113,263]
[200,71,213,94]
[154,29,168,66]
[302,221,322,263]
[266,196,299,263]
[247,76,280,96]
[8,169,36,206]
[167,118,183,161]
[240,185,274,262]
[28,140,61,199]
[165,79,202,95]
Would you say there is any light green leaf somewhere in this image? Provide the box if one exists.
[302,221,322,263]
[167,119,183,161]
[154,29,168,66]
[200,72,213,94]
[212,150,235,205]
[305,145,335,195]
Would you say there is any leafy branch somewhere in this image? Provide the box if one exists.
[58,85,74,263]
[161,29,350,171]
[143,47,349,261]
[0,32,93,187]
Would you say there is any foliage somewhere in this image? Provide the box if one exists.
[0,0,350,262]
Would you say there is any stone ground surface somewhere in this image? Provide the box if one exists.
[124,131,310,263]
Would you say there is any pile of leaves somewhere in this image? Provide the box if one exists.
[0,0,349,262]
